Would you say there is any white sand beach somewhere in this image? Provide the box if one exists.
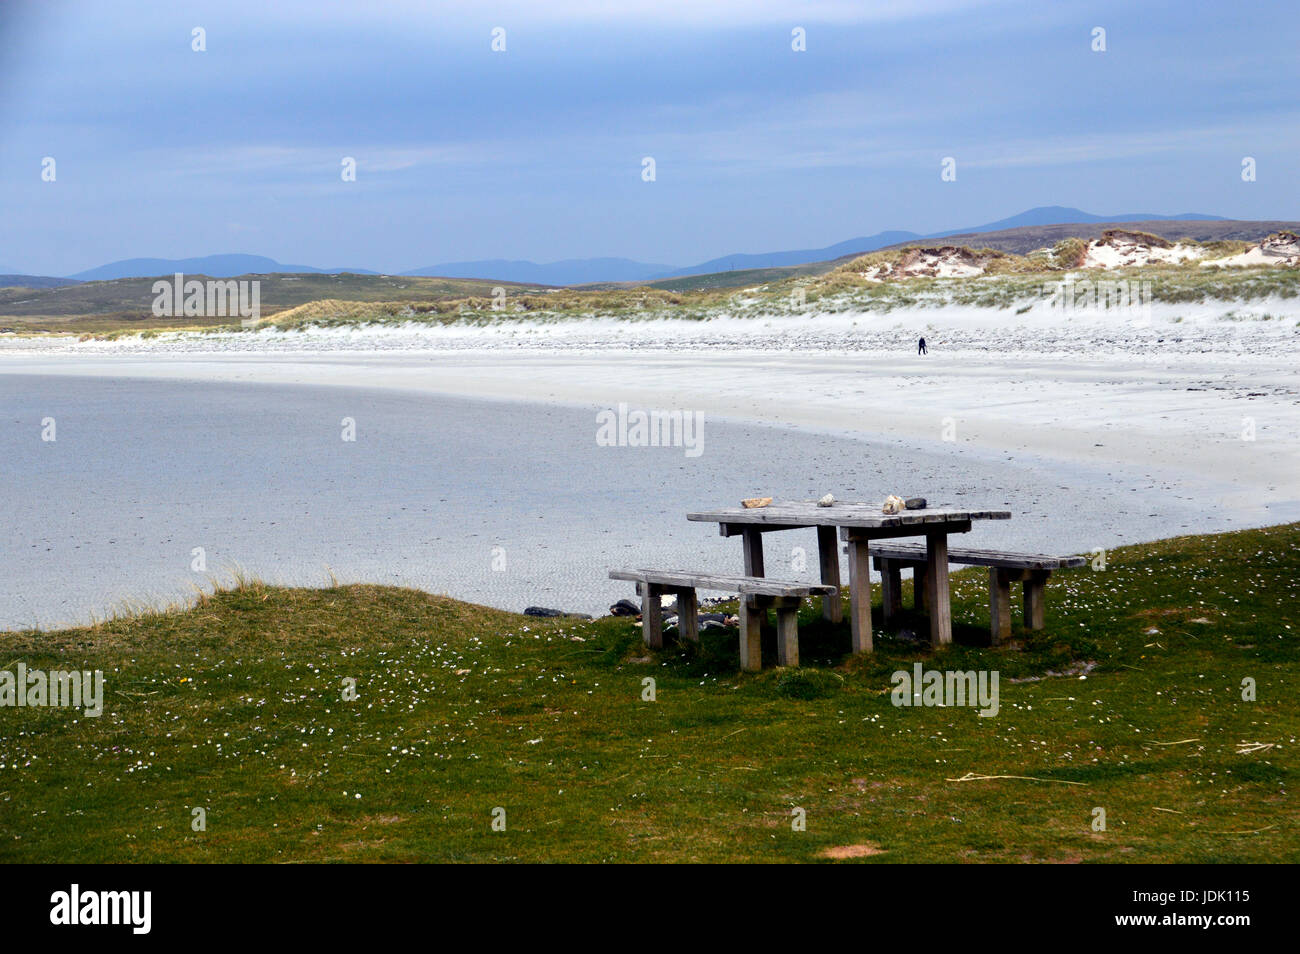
[6,303,1299,512]
[3,307,1297,628]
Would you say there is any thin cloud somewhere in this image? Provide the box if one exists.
[250,0,1006,27]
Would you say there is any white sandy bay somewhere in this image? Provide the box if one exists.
[5,303,1299,522]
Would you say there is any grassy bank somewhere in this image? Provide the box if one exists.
[1,523,1296,863]
[0,273,551,335]
[239,261,1299,334]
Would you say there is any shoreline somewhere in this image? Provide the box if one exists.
[5,315,1297,629]
[2,367,1281,631]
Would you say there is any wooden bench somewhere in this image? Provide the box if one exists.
[865,544,1086,644]
[609,569,837,671]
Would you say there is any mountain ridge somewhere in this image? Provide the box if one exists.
[45,207,1234,285]
[70,254,380,283]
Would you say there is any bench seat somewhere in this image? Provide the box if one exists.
[860,543,1084,644]
[609,568,836,670]
[867,542,1086,571]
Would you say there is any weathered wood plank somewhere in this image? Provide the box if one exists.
[719,523,803,537]
[1024,570,1049,630]
[610,569,835,598]
[775,601,800,667]
[868,542,1086,570]
[641,583,664,650]
[738,598,763,671]
[675,587,699,643]
[689,503,1011,528]
[989,568,1012,645]
[816,526,843,623]
[873,556,926,572]
[742,527,765,577]
[842,520,972,542]
[880,559,903,624]
[846,538,873,654]
[925,532,952,645]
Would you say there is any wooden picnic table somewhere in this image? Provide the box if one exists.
[686,501,1011,652]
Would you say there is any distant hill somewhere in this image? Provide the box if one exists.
[928,205,1224,238]
[889,219,1300,255]
[577,258,846,293]
[598,218,1299,293]
[71,254,378,281]
[656,207,1227,279]
[363,208,1232,284]
[0,274,82,289]
[401,257,673,286]
[652,231,922,279]
[55,207,1240,285]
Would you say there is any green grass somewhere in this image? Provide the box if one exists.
[1,523,1296,863]
[0,272,552,334]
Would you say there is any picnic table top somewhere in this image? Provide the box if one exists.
[686,500,1012,528]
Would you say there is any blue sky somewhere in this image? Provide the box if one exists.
[1,0,1296,276]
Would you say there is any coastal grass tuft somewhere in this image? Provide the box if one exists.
[1,523,1296,862]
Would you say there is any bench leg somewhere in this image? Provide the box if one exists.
[676,587,699,643]
[775,598,800,667]
[641,583,664,649]
[1023,570,1049,630]
[913,562,928,612]
[925,532,952,645]
[846,537,873,654]
[741,529,775,644]
[742,527,765,577]
[989,568,1012,645]
[881,559,903,624]
[738,597,764,671]
[816,525,842,623]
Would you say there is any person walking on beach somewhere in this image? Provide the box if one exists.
[918,336,927,355]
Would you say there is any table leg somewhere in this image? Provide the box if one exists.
[881,558,902,624]
[816,525,842,623]
[676,587,699,643]
[1024,570,1049,630]
[642,583,664,649]
[925,532,952,645]
[989,568,1011,645]
[738,597,763,671]
[846,537,873,654]
[742,527,765,577]
[775,598,800,667]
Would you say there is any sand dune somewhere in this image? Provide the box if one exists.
[1201,231,1300,268]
